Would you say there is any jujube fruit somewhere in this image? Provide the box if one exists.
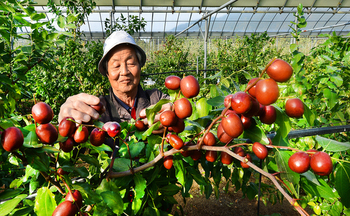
[135,120,147,131]
[74,126,89,143]
[90,128,106,146]
[224,94,233,108]
[310,151,333,176]
[32,102,54,124]
[285,98,304,118]
[240,154,252,168]
[168,134,184,150]
[91,102,105,115]
[203,132,216,146]
[252,142,268,160]
[255,78,279,105]
[160,110,178,127]
[190,150,202,161]
[1,127,24,152]
[36,123,58,144]
[59,137,74,152]
[180,75,200,98]
[221,112,244,138]
[231,91,252,114]
[205,150,217,162]
[163,155,174,169]
[288,151,310,174]
[181,141,194,157]
[266,59,293,82]
[259,105,277,124]
[174,98,192,119]
[65,190,83,209]
[234,147,245,157]
[59,117,76,137]
[57,168,69,176]
[217,123,233,144]
[52,201,78,216]
[221,152,233,165]
[165,75,181,90]
[241,115,253,130]
[243,97,260,117]
[102,122,121,137]
[168,118,185,133]
[247,78,259,98]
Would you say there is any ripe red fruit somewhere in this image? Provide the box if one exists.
[57,168,69,176]
[135,120,147,131]
[32,102,54,124]
[310,151,333,176]
[1,127,24,152]
[190,150,202,161]
[203,132,216,146]
[255,78,279,105]
[205,150,217,162]
[174,98,192,119]
[288,151,310,174]
[217,123,233,144]
[231,91,252,114]
[221,113,244,138]
[266,59,293,82]
[180,75,200,98]
[52,201,78,216]
[65,190,83,209]
[243,97,260,117]
[241,115,253,130]
[240,154,252,168]
[73,126,89,143]
[165,75,181,90]
[234,147,245,157]
[285,98,304,118]
[168,134,184,150]
[163,155,174,169]
[252,142,268,160]
[89,128,106,146]
[36,123,58,144]
[160,110,178,127]
[169,118,185,134]
[59,137,75,152]
[224,94,234,108]
[102,122,121,137]
[259,105,277,124]
[221,152,233,165]
[247,78,259,98]
[91,102,105,115]
[59,117,76,137]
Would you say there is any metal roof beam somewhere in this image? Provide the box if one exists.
[175,0,239,37]
[307,0,318,14]
[280,0,288,13]
[334,0,344,13]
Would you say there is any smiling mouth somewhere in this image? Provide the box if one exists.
[120,79,132,83]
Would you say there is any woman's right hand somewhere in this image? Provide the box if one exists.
[58,93,101,124]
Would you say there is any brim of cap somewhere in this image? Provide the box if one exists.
[98,43,146,77]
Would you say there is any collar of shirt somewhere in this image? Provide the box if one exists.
[113,93,138,114]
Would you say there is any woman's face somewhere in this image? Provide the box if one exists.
[106,44,141,96]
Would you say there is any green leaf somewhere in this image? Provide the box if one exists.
[275,150,300,187]
[40,146,60,153]
[23,131,41,148]
[100,191,123,215]
[134,173,146,199]
[119,142,145,159]
[323,88,338,109]
[79,154,100,167]
[0,194,27,216]
[301,170,320,186]
[195,98,212,118]
[316,136,350,152]
[0,188,24,200]
[57,16,65,29]
[26,151,50,172]
[142,121,160,140]
[303,101,315,126]
[174,159,185,186]
[112,158,132,172]
[334,163,350,208]
[330,75,343,87]
[34,187,56,216]
[290,44,299,52]
[187,166,206,185]
[145,99,171,125]
[275,106,291,138]
[301,177,339,200]
[207,96,224,107]
[159,184,181,196]
[24,165,39,182]
[242,125,269,144]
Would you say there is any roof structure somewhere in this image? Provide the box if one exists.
[27,0,350,39]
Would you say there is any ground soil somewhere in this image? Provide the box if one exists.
[171,170,312,216]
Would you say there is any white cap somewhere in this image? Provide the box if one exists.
[98,31,146,76]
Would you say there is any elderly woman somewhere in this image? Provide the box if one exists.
[58,31,170,129]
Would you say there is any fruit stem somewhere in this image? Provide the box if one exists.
[118,135,134,171]
[61,177,84,216]
[160,126,168,157]
[39,171,65,195]
[244,57,277,93]
[107,138,118,180]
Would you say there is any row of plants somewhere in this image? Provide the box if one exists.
[0,1,349,216]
